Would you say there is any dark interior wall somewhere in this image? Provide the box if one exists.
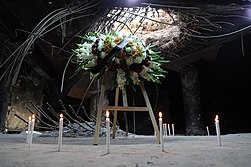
[198,35,251,134]
[7,74,44,130]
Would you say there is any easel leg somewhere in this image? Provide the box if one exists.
[122,88,129,137]
[112,87,119,139]
[140,83,160,144]
[93,84,105,145]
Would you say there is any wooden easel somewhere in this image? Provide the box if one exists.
[92,81,160,145]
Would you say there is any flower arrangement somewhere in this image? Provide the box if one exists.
[73,32,167,89]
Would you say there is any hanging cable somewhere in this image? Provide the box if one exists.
[241,31,245,56]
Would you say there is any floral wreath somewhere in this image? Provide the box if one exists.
[73,32,167,89]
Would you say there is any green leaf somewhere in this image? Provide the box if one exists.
[78,35,95,42]
[88,32,98,36]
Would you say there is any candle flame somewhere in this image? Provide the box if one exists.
[32,114,35,119]
[29,116,31,121]
[159,112,162,118]
[215,115,219,122]
[60,113,63,118]
[106,110,109,118]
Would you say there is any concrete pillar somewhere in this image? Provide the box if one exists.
[181,66,206,135]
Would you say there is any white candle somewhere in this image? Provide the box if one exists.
[29,114,35,148]
[215,115,221,146]
[106,111,110,154]
[159,112,164,152]
[172,124,175,136]
[168,124,171,136]
[206,126,210,136]
[163,123,167,136]
[58,113,63,152]
[26,116,31,144]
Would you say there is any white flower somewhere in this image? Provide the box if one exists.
[117,78,126,88]
[98,41,104,51]
[81,52,95,59]
[131,46,137,51]
[100,52,106,59]
[79,47,85,53]
[79,43,92,54]
[85,59,96,68]
[111,41,116,48]
[149,62,160,69]
[125,47,132,53]
[99,34,106,41]
[116,69,126,88]
[89,36,97,42]
[111,36,116,41]
[139,65,151,81]
[134,56,142,64]
[83,43,92,49]
[76,53,81,58]
[117,69,126,77]
[115,58,120,65]
[126,57,133,65]
[130,72,140,84]
[141,53,146,59]
[148,49,154,54]
[81,52,89,58]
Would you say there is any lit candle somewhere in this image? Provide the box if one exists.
[159,112,164,152]
[215,115,221,146]
[106,111,110,154]
[163,123,167,136]
[206,126,210,136]
[29,114,35,148]
[58,113,63,152]
[168,124,171,136]
[172,124,175,136]
[26,116,31,144]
